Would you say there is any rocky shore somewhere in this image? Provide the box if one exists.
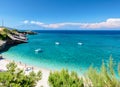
[0,40,6,51]
[0,27,36,52]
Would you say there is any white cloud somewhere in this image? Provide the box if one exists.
[23,20,29,24]
[81,18,120,28]
[45,23,82,28]
[23,18,120,29]
[30,21,44,25]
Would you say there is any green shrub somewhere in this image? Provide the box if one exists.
[48,57,120,87]
[0,28,9,40]
[86,56,120,87]
[0,62,42,87]
[0,34,7,40]
[48,69,84,87]
[3,28,10,33]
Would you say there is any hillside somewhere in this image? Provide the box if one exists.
[0,28,27,51]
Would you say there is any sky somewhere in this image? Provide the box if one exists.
[0,0,120,30]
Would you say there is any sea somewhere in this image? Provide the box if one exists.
[2,30,120,74]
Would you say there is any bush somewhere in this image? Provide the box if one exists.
[0,28,9,40]
[48,69,84,87]
[3,28,10,33]
[0,62,42,87]
[0,34,7,40]
[86,56,120,87]
[48,56,120,87]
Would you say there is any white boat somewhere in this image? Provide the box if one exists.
[55,42,60,45]
[35,48,42,53]
[77,42,83,45]
[25,67,32,71]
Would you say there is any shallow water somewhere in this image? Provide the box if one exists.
[2,30,120,74]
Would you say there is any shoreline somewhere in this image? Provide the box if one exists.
[2,53,86,76]
[0,57,50,87]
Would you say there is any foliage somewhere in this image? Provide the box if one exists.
[48,69,84,87]
[0,28,10,40]
[48,57,120,87]
[3,28,10,33]
[0,34,7,40]
[11,29,19,35]
[0,61,42,87]
[0,56,119,87]
[12,29,18,32]
[0,28,20,40]
[86,56,120,87]
[0,29,7,40]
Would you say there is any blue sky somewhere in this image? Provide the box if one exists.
[0,0,120,30]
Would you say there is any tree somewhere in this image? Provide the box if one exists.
[48,69,84,87]
[86,56,120,87]
[0,61,42,87]
[48,57,120,87]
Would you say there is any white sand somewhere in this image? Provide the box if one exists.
[0,58,50,87]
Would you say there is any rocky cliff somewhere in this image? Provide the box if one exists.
[0,28,28,52]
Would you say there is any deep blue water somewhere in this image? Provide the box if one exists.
[2,30,120,74]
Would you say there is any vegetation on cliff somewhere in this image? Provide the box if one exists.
[0,28,9,40]
[0,28,20,40]
[0,27,37,51]
[0,28,37,40]
[0,28,28,51]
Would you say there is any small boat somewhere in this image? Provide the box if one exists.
[55,42,60,45]
[25,67,32,71]
[35,48,42,53]
[77,42,83,45]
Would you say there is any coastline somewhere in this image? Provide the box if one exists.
[2,52,85,75]
[0,55,85,87]
[0,57,50,87]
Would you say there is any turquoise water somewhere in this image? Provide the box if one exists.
[2,30,120,74]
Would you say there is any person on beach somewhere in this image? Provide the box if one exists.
[0,55,3,59]
[19,61,21,65]
[32,67,34,71]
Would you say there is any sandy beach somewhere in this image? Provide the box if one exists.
[0,58,50,87]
